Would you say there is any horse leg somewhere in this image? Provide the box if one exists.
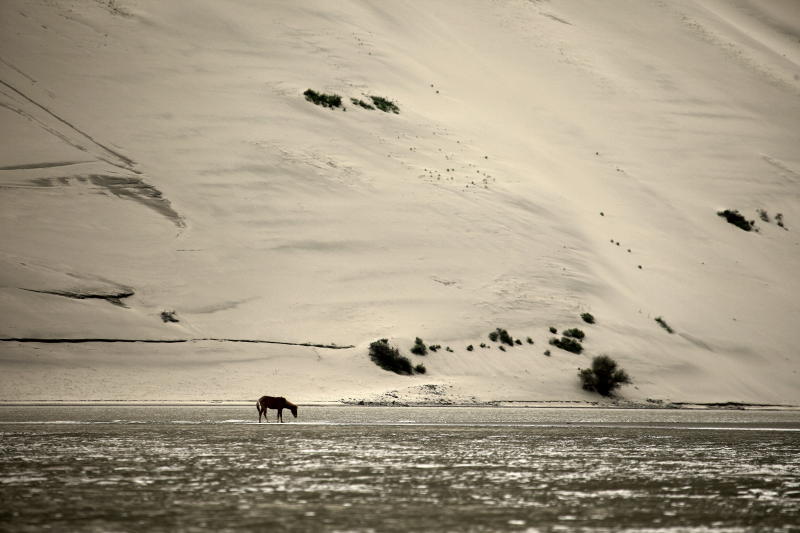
[256,403,262,423]
[277,408,283,423]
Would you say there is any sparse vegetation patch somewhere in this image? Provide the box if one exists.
[655,316,675,334]
[578,355,632,397]
[562,328,585,341]
[304,89,342,109]
[717,209,755,232]
[160,310,179,323]
[581,313,595,324]
[350,97,374,110]
[369,95,399,114]
[369,339,413,375]
[488,328,514,346]
[411,337,427,355]
[549,336,583,354]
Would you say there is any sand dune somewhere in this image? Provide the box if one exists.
[0,0,798,404]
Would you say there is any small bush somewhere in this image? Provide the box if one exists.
[776,213,786,229]
[160,310,179,323]
[369,339,413,375]
[581,313,595,324]
[489,328,514,346]
[350,97,374,110]
[549,326,557,334]
[655,316,675,334]
[499,346,506,352]
[544,350,551,356]
[429,344,441,353]
[578,355,632,397]
[369,95,399,114]
[549,336,583,354]
[757,209,770,223]
[410,337,427,356]
[562,328,585,341]
[446,346,453,352]
[414,363,427,374]
[303,89,342,109]
[526,337,534,344]
[717,209,754,232]
[467,345,474,351]
[514,339,522,345]
[480,343,488,349]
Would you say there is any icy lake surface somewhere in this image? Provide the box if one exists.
[1,406,798,532]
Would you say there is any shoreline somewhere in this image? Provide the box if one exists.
[0,400,797,411]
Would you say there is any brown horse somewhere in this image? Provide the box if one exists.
[256,395,298,423]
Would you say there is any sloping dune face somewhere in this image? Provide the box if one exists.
[0,0,798,403]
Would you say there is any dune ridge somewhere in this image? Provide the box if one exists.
[0,0,798,405]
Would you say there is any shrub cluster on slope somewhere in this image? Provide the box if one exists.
[488,327,514,346]
[549,336,583,354]
[410,337,428,355]
[717,209,755,232]
[580,313,595,324]
[578,355,632,397]
[369,95,399,114]
[562,328,585,341]
[303,89,342,109]
[350,97,375,110]
[304,89,400,114]
[369,339,414,375]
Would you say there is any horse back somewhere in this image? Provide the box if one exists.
[258,395,287,409]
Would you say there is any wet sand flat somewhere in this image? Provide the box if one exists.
[1,407,798,532]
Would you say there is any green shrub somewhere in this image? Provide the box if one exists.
[414,363,427,374]
[445,346,453,352]
[160,310,179,323]
[489,328,514,346]
[776,213,785,228]
[549,326,557,334]
[562,328,585,341]
[429,344,441,352]
[303,89,342,109]
[411,337,427,355]
[526,337,534,344]
[581,313,595,324]
[549,336,583,354]
[369,339,413,375]
[480,343,488,348]
[350,97,374,110]
[369,95,399,114]
[578,355,632,397]
[717,209,754,232]
[757,209,770,223]
[544,350,551,356]
[467,344,474,351]
[499,345,506,352]
[655,317,674,334]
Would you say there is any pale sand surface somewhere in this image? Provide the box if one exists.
[1,1,799,404]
